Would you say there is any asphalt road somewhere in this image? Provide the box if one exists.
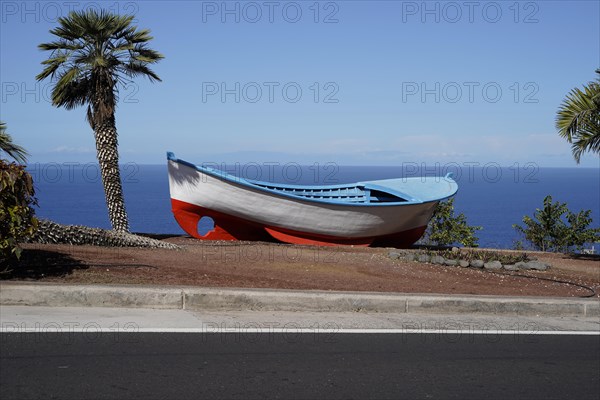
[1,333,598,399]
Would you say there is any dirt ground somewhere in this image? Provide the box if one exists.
[5,236,600,298]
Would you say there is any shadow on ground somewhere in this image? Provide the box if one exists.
[134,233,184,240]
[571,253,600,261]
[0,249,88,280]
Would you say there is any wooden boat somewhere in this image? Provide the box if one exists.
[167,152,458,247]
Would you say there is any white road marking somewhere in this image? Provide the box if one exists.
[1,327,598,335]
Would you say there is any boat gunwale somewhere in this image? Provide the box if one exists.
[167,152,458,207]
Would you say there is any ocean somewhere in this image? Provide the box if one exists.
[28,163,600,249]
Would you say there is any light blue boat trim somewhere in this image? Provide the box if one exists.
[167,152,458,207]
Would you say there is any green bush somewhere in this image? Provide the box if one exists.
[431,249,530,264]
[421,198,481,247]
[513,195,599,253]
[0,160,38,269]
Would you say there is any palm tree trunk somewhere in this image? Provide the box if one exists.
[94,121,129,232]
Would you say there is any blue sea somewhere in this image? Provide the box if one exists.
[28,163,600,249]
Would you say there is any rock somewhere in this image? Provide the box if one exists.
[431,255,445,265]
[388,251,403,260]
[459,260,470,268]
[470,259,484,268]
[526,261,550,271]
[403,253,416,262]
[417,254,431,263]
[503,264,519,271]
[451,247,459,253]
[484,261,502,270]
[444,259,457,266]
[515,261,529,270]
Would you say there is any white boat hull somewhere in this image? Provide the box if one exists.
[168,159,453,247]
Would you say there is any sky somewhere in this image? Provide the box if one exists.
[1,0,599,167]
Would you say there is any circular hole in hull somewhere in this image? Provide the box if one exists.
[197,216,216,237]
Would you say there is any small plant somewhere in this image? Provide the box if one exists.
[513,195,599,253]
[428,249,530,264]
[0,160,38,269]
[460,249,530,264]
[421,198,482,247]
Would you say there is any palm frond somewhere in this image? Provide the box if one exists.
[51,70,91,109]
[556,74,600,163]
[0,122,28,163]
[118,62,160,82]
[37,8,163,125]
[133,47,164,63]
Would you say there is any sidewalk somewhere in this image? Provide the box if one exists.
[1,281,598,318]
[3,305,600,333]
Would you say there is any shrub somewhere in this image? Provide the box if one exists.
[513,195,599,253]
[421,198,482,247]
[433,249,531,264]
[0,160,38,269]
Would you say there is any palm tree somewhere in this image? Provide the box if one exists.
[0,122,28,163]
[36,10,163,231]
[556,69,600,163]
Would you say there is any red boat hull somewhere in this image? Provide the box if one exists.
[171,198,426,248]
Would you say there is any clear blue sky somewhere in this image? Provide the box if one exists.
[1,0,599,167]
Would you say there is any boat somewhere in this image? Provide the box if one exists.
[167,152,458,247]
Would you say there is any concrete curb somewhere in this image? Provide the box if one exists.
[1,282,598,317]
